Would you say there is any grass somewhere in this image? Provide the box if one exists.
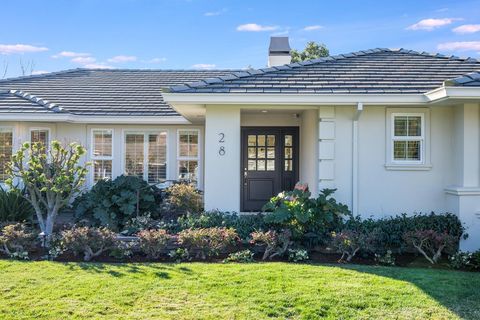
[0,261,478,319]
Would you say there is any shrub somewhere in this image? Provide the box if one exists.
[263,188,350,242]
[375,250,396,266]
[168,248,191,262]
[224,249,255,263]
[165,183,202,215]
[403,230,457,264]
[110,241,135,260]
[121,212,159,236]
[177,227,238,260]
[330,230,368,263]
[250,230,292,260]
[0,188,34,223]
[73,175,161,231]
[343,212,465,254]
[0,223,36,260]
[178,211,266,240]
[449,252,474,270]
[61,226,117,261]
[288,249,309,262]
[137,229,171,259]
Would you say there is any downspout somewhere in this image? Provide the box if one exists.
[352,102,363,216]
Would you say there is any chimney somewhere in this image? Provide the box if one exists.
[268,36,291,67]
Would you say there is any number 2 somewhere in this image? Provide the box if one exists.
[218,133,225,143]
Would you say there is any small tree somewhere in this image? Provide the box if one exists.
[6,141,89,240]
[291,41,329,63]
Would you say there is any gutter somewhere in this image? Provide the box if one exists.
[0,114,191,124]
[352,102,363,216]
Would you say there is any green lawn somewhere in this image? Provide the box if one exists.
[0,261,478,319]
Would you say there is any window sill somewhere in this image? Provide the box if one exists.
[384,163,432,171]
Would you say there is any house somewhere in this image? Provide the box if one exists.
[1,37,480,250]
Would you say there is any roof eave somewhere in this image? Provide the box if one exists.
[0,114,191,124]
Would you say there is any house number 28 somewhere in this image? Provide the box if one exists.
[218,133,226,156]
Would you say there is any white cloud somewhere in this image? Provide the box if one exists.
[452,24,480,34]
[0,44,48,55]
[52,51,90,59]
[146,57,167,63]
[303,25,323,31]
[71,56,96,64]
[31,70,49,75]
[236,23,279,32]
[192,63,216,69]
[107,55,137,63]
[83,63,113,69]
[204,8,227,16]
[438,41,480,51]
[406,18,460,31]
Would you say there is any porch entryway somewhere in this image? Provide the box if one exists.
[241,127,299,211]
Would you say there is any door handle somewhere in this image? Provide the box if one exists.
[244,168,247,185]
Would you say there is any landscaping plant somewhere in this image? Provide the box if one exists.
[250,229,292,260]
[0,223,36,260]
[61,226,117,261]
[330,230,367,263]
[0,188,34,223]
[74,175,160,231]
[168,248,190,262]
[177,227,238,260]
[403,230,456,264]
[6,141,89,241]
[223,249,255,263]
[137,229,171,259]
[288,249,309,262]
[449,251,480,270]
[164,183,203,215]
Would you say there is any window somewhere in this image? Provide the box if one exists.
[30,128,49,146]
[91,129,113,182]
[125,131,167,183]
[247,134,276,171]
[391,114,424,163]
[0,128,13,182]
[177,130,199,182]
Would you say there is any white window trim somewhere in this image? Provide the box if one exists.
[0,126,15,184]
[121,129,169,184]
[90,128,114,183]
[176,129,200,184]
[385,108,432,171]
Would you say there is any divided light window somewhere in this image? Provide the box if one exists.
[30,128,49,146]
[125,131,167,183]
[0,128,13,182]
[91,129,113,182]
[177,130,199,183]
[392,114,424,163]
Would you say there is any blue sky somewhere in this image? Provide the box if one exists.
[1,0,480,77]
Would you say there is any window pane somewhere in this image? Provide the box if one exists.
[247,160,256,171]
[257,160,265,171]
[393,141,406,160]
[408,117,421,137]
[93,160,112,182]
[148,133,167,183]
[285,147,292,159]
[407,141,421,160]
[267,147,275,159]
[248,147,256,158]
[266,160,275,171]
[257,147,266,159]
[267,135,275,146]
[93,130,112,157]
[257,135,266,146]
[248,135,256,146]
[285,135,293,147]
[179,130,198,158]
[125,134,144,178]
[394,116,408,136]
[178,160,198,182]
[0,130,13,181]
[31,129,49,146]
[284,160,293,171]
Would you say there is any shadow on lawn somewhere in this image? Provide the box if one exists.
[335,264,480,320]
[64,262,192,279]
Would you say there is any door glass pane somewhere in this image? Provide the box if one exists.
[257,160,265,171]
[285,160,293,171]
[257,135,266,146]
[266,160,275,171]
[267,135,275,146]
[248,135,256,146]
[248,147,256,158]
[257,147,266,158]
[267,147,275,158]
[248,160,256,170]
[285,147,292,159]
[285,135,293,147]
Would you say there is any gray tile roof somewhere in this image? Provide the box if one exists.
[168,48,480,94]
[0,69,239,116]
[444,71,480,87]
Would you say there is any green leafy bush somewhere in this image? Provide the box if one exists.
[61,226,117,261]
[403,230,457,264]
[177,227,238,260]
[164,183,203,215]
[137,229,171,259]
[263,188,350,241]
[223,249,255,263]
[73,175,160,231]
[168,248,191,262]
[450,251,480,270]
[288,249,309,262]
[250,230,292,260]
[375,250,396,266]
[0,223,36,259]
[330,230,368,263]
[0,188,34,223]
[343,213,465,255]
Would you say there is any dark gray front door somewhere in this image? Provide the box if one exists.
[241,127,299,212]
